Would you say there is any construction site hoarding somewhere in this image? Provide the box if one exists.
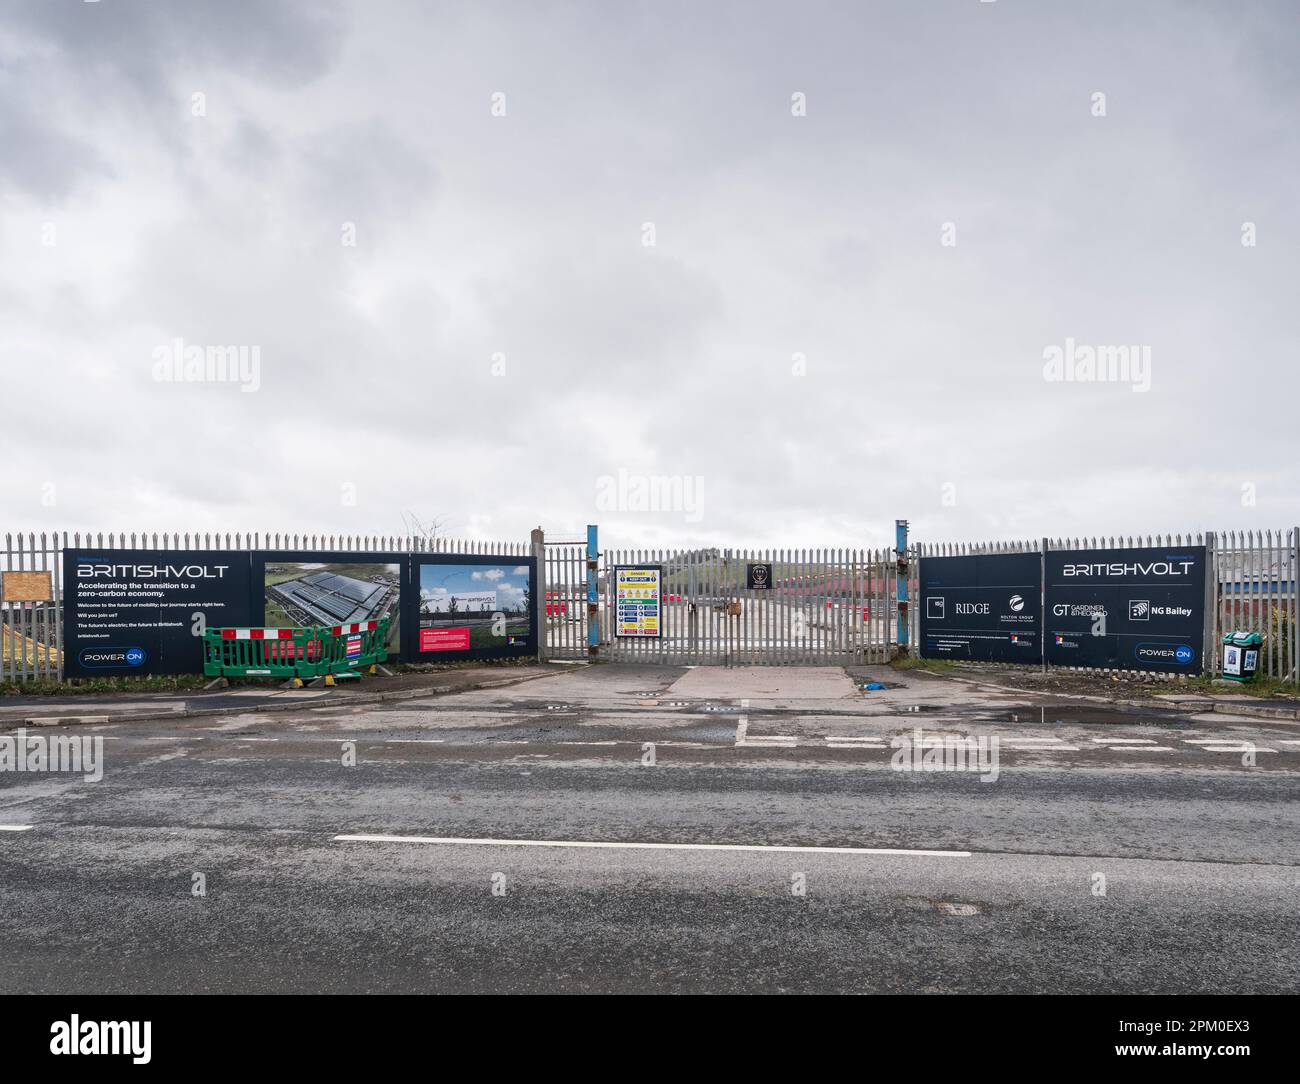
[410,555,536,660]
[61,549,253,677]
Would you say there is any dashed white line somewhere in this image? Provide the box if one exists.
[1090,738,1159,744]
[1195,745,1276,753]
[1108,745,1174,752]
[1001,737,1068,744]
[999,743,1082,751]
[332,834,971,858]
[0,825,34,832]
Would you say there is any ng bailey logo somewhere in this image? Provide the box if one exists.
[1129,599,1150,621]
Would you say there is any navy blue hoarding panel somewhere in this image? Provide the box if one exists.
[406,554,537,662]
[919,553,1041,663]
[1044,546,1206,673]
[62,550,254,676]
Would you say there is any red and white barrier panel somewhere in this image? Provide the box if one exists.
[330,621,379,636]
[221,628,297,640]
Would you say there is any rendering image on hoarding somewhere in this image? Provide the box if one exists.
[264,561,402,652]
[417,561,532,655]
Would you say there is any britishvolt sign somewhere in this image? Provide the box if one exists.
[62,549,254,677]
[1044,545,1206,673]
[918,553,1041,663]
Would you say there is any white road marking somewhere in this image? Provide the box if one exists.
[1090,738,1159,744]
[231,737,279,742]
[1108,745,1174,752]
[1196,744,1275,753]
[1001,737,1067,744]
[333,834,971,857]
[0,825,34,832]
[386,739,446,744]
[1000,743,1081,751]
[825,742,886,749]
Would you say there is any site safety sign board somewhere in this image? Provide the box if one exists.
[614,565,662,638]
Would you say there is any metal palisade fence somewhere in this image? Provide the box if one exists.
[1,531,529,682]
[5,526,1298,681]
[584,546,898,665]
[911,529,1299,681]
[540,538,590,661]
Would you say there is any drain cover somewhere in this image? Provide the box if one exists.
[934,901,982,916]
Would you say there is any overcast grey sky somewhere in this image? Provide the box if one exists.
[2,0,1296,550]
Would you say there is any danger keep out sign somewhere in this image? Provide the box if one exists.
[614,566,662,638]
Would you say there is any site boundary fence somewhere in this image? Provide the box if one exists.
[4,526,1297,682]
[1,532,526,683]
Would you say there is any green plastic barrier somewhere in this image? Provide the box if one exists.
[203,618,389,682]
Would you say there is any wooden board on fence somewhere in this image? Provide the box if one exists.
[1,571,53,602]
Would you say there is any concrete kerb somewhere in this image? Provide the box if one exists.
[2,668,561,729]
[923,669,1300,723]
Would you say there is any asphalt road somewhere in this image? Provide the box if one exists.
[1,664,1296,993]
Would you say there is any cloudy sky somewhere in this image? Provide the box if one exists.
[2,0,1296,551]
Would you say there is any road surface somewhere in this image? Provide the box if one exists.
[1,664,1295,993]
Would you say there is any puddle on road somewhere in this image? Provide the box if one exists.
[983,704,1197,729]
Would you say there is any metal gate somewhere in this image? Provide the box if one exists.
[595,547,897,665]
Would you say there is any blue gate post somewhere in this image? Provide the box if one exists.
[586,524,599,658]
[895,519,910,655]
